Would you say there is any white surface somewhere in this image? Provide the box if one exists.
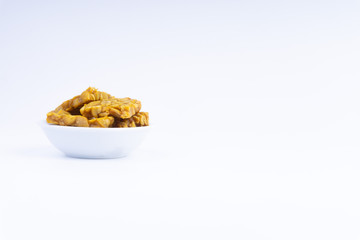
[1,0,360,239]
[41,121,149,158]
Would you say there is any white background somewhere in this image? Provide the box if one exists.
[1,0,360,239]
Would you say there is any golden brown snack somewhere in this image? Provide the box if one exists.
[47,111,115,128]
[89,116,114,128]
[114,112,149,128]
[80,98,141,119]
[132,112,149,126]
[46,87,148,128]
[54,87,113,112]
[47,110,89,127]
[115,119,136,128]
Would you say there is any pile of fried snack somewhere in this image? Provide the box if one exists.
[46,87,149,128]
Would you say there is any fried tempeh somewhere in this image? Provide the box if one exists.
[113,112,149,128]
[47,110,115,128]
[54,87,113,112]
[46,87,148,128]
[47,110,89,127]
[88,116,114,128]
[80,98,141,119]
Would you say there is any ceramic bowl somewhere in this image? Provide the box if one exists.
[40,121,149,159]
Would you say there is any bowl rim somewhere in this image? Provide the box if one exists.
[39,120,150,131]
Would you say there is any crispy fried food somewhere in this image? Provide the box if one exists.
[89,116,114,128]
[132,112,149,126]
[47,110,115,128]
[54,87,113,112]
[47,110,89,127]
[46,87,148,128]
[80,98,141,119]
[114,112,149,128]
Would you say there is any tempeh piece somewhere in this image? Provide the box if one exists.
[88,116,114,128]
[114,112,149,128]
[80,98,141,119]
[54,87,113,112]
[46,110,89,127]
[47,110,115,128]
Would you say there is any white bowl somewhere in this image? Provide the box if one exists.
[40,121,149,159]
